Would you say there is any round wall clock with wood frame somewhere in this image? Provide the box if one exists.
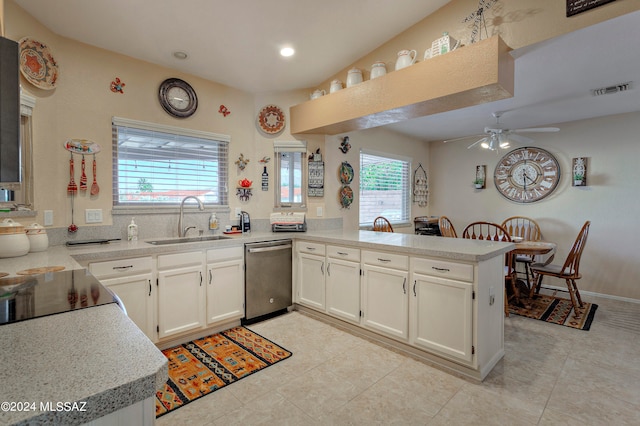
[158,78,198,118]
[493,147,560,203]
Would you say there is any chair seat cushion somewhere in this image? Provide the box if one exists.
[515,255,533,263]
[530,263,575,276]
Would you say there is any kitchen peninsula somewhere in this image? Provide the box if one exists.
[0,230,512,388]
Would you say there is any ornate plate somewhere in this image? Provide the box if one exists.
[340,185,353,209]
[339,161,354,184]
[64,139,101,154]
[257,104,286,135]
[19,37,59,90]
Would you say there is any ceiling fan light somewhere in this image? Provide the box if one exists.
[480,142,490,149]
[500,142,510,148]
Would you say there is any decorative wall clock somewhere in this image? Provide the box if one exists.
[158,78,198,118]
[494,147,560,203]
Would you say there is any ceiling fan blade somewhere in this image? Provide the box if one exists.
[467,137,488,149]
[512,127,560,133]
[443,134,485,143]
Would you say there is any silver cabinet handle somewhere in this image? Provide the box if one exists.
[148,280,152,296]
[321,261,324,275]
[413,280,417,297]
[306,246,316,251]
[377,258,391,263]
[402,277,407,294]
[200,271,203,286]
[209,270,212,285]
[337,251,349,256]
[432,266,450,273]
[327,262,331,276]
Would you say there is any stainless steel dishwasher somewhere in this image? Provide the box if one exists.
[243,240,292,324]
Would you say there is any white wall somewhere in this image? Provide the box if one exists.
[428,111,640,299]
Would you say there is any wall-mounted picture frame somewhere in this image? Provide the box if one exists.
[474,165,486,189]
[572,157,587,186]
[308,161,324,197]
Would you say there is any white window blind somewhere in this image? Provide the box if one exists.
[359,150,411,227]
[112,117,229,206]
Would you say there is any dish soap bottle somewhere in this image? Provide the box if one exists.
[127,218,138,241]
[209,213,218,231]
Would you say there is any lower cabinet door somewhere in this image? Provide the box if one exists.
[101,272,155,342]
[206,259,244,325]
[410,273,473,363]
[362,265,409,341]
[326,258,360,324]
[157,265,205,338]
[297,253,325,311]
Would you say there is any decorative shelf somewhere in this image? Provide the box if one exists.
[290,36,514,135]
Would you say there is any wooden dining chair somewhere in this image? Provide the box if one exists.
[501,216,543,287]
[462,222,517,316]
[373,216,394,233]
[530,221,591,318]
[438,216,458,238]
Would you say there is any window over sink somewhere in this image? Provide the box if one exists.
[274,140,307,209]
[111,117,229,208]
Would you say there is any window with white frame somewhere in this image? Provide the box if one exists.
[274,140,307,209]
[359,149,411,227]
[112,117,229,207]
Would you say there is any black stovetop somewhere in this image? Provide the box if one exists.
[0,269,116,326]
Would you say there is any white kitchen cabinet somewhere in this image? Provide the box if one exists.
[361,250,409,341]
[325,245,361,324]
[157,252,205,339]
[206,246,244,325]
[89,257,155,342]
[410,257,474,363]
[296,242,326,311]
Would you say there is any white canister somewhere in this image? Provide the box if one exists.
[310,89,326,100]
[370,61,387,79]
[346,68,363,87]
[25,223,48,252]
[0,219,30,258]
[329,79,343,93]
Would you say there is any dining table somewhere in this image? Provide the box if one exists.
[510,240,557,305]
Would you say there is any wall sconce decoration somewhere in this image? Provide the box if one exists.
[572,157,587,186]
[110,77,125,93]
[474,165,486,189]
[236,187,252,201]
[235,153,250,171]
[413,163,428,207]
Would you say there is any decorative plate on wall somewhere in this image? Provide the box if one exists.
[257,104,286,135]
[339,161,354,184]
[19,37,59,90]
[340,185,353,209]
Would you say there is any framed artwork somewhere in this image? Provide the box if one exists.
[572,157,587,186]
[475,165,486,189]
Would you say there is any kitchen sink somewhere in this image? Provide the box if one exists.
[146,235,232,245]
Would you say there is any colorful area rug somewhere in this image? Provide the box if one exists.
[509,294,598,331]
[155,326,292,418]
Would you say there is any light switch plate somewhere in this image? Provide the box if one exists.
[44,210,53,226]
[85,209,103,223]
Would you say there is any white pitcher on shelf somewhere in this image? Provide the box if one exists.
[310,89,326,100]
[395,49,417,70]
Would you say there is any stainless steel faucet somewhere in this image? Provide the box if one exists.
[178,196,204,237]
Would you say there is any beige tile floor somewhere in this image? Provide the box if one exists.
[156,295,640,425]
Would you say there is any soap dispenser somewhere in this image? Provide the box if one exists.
[209,213,219,231]
[127,218,138,241]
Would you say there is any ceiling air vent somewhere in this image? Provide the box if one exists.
[592,82,632,96]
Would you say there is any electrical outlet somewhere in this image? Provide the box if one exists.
[316,206,323,217]
[44,210,53,226]
[85,209,103,223]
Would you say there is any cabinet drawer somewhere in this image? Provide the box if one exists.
[206,246,243,263]
[89,257,152,278]
[362,250,408,270]
[296,241,326,256]
[412,257,474,282]
[327,245,360,262]
[157,251,204,269]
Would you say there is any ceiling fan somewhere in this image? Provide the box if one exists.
[444,112,560,151]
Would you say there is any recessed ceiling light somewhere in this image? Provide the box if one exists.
[173,51,188,60]
[280,47,295,57]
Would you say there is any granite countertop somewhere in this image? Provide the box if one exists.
[0,230,513,274]
[0,304,168,425]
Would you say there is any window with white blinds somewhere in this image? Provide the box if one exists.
[359,149,411,227]
[112,117,229,207]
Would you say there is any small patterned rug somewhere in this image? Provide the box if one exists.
[155,326,292,418]
[509,294,598,330]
